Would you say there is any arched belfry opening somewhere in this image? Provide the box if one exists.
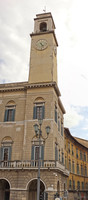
[0,179,10,200]
[28,179,45,200]
[40,22,47,32]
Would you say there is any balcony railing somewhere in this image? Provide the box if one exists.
[0,160,69,175]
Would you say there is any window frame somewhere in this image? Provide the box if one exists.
[4,105,16,122]
[0,146,12,161]
[33,103,45,120]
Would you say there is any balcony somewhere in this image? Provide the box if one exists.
[0,160,69,176]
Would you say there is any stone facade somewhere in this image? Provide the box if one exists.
[0,13,69,200]
[1,11,87,200]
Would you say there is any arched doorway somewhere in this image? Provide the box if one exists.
[0,179,10,200]
[28,179,45,200]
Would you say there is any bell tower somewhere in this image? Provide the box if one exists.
[28,12,58,84]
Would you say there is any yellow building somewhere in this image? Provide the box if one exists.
[64,128,88,200]
[0,12,69,200]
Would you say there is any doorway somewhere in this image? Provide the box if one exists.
[0,179,10,200]
[28,179,45,200]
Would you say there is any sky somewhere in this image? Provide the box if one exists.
[0,0,88,140]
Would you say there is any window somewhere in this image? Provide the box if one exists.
[58,119,60,132]
[68,142,70,153]
[80,151,82,160]
[0,146,12,161]
[4,101,16,122]
[86,182,88,190]
[77,181,80,190]
[82,182,84,190]
[59,149,60,162]
[40,22,47,32]
[31,145,44,166]
[81,164,83,175]
[73,180,75,190]
[55,144,58,161]
[71,144,74,155]
[84,152,86,161]
[61,122,63,136]
[76,148,78,158]
[77,163,79,174]
[69,159,71,172]
[33,103,45,120]
[69,180,72,189]
[72,161,75,173]
[4,106,15,122]
[61,152,64,164]
[65,156,67,168]
[55,105,57,123]
[0,136,12,161]
[85,165,87,176]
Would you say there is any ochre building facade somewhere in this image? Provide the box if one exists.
[0,12,88,200]
[64,128,88,200]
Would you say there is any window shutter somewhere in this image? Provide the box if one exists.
[31,146,34,160]
[42,106,45,119]
[41,146,44,160]
[55,146,58,161]
[4,110,8,122]
[33,106,36,119]
[69,180,71,188]
[8,146,12,161]
[61,124,63,136]
[12,109,15,121]
[55,110,57,123]
[58,120,60,131]
[0,147,3,161]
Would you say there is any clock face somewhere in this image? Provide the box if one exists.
[36,39,48,50]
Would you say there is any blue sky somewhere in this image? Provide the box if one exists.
[66,106,88,139]
[0,0,88,140]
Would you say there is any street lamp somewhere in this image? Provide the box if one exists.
[34,119,50,200]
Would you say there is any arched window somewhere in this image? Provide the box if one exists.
[4,100,16,122]
[33,97,45,120]
[40,22,47,32]
[0,137,13,162]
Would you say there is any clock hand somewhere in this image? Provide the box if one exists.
[40,42,44,46]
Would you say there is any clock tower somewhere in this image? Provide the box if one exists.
[29,12,58,84]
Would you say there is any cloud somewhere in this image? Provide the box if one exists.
[64,106,84,128]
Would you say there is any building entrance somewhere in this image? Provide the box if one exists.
[28,179,45,200]
[0,179,10,200]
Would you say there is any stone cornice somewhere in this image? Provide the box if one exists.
[0,81,60,94]
[0,81,65,114]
